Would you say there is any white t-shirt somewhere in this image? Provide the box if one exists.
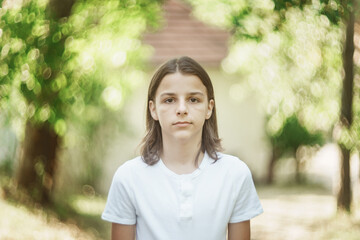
[102,152,263,240]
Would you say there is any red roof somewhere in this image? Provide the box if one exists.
[143,0,230,67]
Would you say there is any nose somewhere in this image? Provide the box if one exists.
[176,99,188,116]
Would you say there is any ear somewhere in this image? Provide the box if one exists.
[149,100,159,121]
[206,99,214,120]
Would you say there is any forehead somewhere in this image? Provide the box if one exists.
[156,72,207,96]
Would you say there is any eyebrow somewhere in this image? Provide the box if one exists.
[159,92,205,97]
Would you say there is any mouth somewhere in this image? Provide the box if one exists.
[173,121,191,126]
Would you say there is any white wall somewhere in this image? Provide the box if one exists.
[208,69,270,180]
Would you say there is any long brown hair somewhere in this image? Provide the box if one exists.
[140,56,222,165]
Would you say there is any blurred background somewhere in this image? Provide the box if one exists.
[0,0,359,239]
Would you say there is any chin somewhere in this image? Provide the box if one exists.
[174,134,192,141]
[174,132,201,142]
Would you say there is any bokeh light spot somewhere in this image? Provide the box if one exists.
[111,51,127,68]
[102,86,123,111]
[1,44,10,58]
[80,52,95,71]
[39,104,51,122]
[0,64,9,76]
[52,32,62,43]
[55,119,67,136]
[28,48,40,60]
[14,13,22,23]
[42,67,52,80]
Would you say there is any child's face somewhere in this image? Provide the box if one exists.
[149,72,214,143]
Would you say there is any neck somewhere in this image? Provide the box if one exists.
[161,137,204,174]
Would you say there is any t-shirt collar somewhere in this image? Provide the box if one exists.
[158,151,210,179]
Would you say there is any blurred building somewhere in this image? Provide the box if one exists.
[143,0,229,67]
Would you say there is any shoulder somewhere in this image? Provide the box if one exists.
[112,156,148,182]
[213,152,253,180]
[216,152,251,171]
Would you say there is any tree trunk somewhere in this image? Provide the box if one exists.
[295,147,306,184]
[14,0,75,205]
[338,145,352,212]
[266,146,281,184]
[16,121,59,204]
[337,1,355,212]
[295,156,301,184]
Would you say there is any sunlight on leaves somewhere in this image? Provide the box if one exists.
[102,86,123,111]
[70,195,106,216]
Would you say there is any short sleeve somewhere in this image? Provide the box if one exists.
[101,163,136,225]
[229,162,263,223]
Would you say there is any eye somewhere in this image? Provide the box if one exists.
[164,98,174,103]
[189,97,199,103]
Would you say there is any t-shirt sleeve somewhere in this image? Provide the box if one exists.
[229,161,263,223]
[101,163,136,225]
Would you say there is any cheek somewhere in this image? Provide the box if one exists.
[156,105,172,122]
[157,104,172,114]
[195,104,209,115]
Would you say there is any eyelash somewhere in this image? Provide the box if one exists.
[164,98,174,103]
[163,97,200,103]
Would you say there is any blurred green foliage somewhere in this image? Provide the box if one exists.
[187,0,360,213]
[0,0,162,189]
[267,114,324,183]
[268,0,360,154]
[0,0,161,132]
[188,0,360,185]
[189,0,344,136]
[269,114,324,152]
[273,0,355,24]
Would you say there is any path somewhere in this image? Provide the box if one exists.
[251,186,337,240]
